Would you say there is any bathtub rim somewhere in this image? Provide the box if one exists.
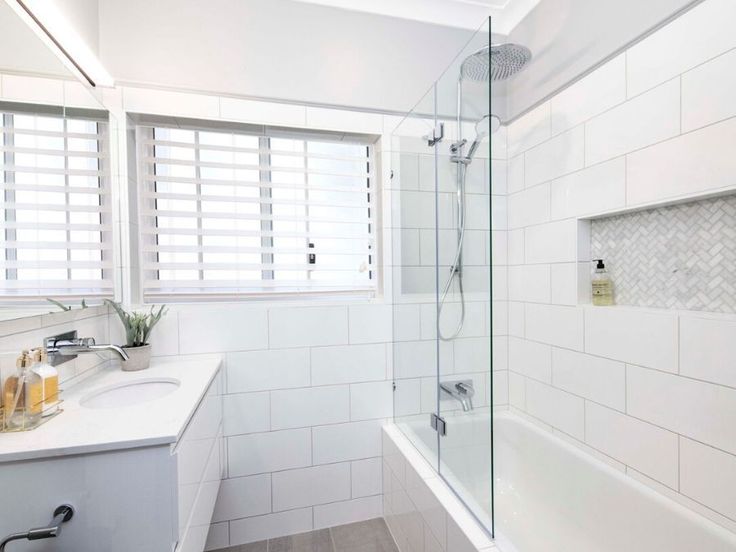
[390,410,736,551]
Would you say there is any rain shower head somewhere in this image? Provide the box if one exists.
[460,43,532,82]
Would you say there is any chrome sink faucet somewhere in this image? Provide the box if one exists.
[440,379,475,412]
[45,330,129,366]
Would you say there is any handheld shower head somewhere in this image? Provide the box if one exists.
[464,115,500,161]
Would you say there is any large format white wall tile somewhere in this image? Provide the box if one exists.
[525,304,584,350]
[626,117,736,206]
[508,102,551,157]
[398,154,420,191]
[525,379,585,439]
[682,48,736,132]
[549,158,626,220]
[490,159,507,195]
[524,126,585,188]
[507,185,550,229]
[508,264,551,304]
[508,336,552,383]
[585,402,679,488]
[508,153,525,194]
[269,306,348,348]
[550,263,579,306]
[585,78,680,166]
[227,349,310,393]
[508,371,526,409]
[524,219,578,264]
[352,457,383,498]
[508,229,525,265]
[351,381,393,420]
[552,348,625,411]
[627,365,736,455]
[229,508,313,545]
[179,307,268,353]
[213,474,271,522]
[585,307,677,372]
[394,378,421,417]
[223,392,270,436]
[204,522,228,551]
[454,337,492,374]
[313,496,383,530]
[393,340,436,379]
[271,386,350,430]
[311,343,386,386]
[228,429,311,477]
[626,0,736,97]
[398,190,436,228]
[348,304,392,344]
[312,420,383,464]
[272,463,351,511]
[550,54,627,135]
[680,437,736,521]
[680,315,736,388]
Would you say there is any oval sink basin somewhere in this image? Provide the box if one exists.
[81,378,180,409]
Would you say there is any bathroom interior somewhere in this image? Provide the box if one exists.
[0,0,735,550]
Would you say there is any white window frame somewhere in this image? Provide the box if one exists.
[133,115,379,303]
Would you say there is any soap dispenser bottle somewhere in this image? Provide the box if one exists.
[592,259,614,306]
[5,351,42,430]
[32,348,59,416]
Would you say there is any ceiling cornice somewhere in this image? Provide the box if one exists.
[286,0,540,34]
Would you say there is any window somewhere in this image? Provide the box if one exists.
[137,121,377,300]
[0,104,111,300]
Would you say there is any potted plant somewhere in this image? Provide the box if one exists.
[105,300,167,371]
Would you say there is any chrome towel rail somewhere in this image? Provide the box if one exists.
[0,504,74,551]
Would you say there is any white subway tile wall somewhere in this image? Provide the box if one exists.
[505,0,736,533]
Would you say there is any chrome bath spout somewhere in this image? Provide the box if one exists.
[440,380,475,412]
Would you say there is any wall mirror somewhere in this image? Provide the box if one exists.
[0,1,113,323]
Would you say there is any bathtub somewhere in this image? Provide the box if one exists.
[397,411,736,552]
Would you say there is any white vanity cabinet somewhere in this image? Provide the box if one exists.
[0,359,223,552]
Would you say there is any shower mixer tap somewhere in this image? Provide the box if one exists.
[440,380,475,412]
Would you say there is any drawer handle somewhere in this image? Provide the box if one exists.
[0,504,74,551]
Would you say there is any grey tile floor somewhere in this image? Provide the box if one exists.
[219,518,399,552]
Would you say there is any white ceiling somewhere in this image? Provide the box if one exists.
[286,0,540,33]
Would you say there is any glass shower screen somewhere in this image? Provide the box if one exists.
[391,17,495,537]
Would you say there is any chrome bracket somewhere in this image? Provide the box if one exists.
[425,123,444,146]
[430,413,447,436]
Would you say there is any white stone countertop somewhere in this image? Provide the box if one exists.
[0,355,221,463]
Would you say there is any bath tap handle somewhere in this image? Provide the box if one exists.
[0,504,74,551]
[456,382,472,395]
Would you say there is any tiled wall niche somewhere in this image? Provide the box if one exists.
[590,194,736,312]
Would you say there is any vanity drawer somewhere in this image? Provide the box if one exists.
[174,369,223,548]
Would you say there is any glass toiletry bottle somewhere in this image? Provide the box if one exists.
[592,259,614,306]
[2,355,24,429]
[6,351,42,430]
[32,348,59,416]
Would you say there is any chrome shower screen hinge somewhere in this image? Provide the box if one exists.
[425,123,444,146]
[430,413,447,436]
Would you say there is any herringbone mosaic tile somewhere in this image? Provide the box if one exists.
[590,195,736,313]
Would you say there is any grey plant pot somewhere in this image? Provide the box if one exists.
[121,344,152,371]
